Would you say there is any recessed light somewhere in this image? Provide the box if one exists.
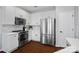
[34,6,38,7]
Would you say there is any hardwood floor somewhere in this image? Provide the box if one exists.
[13,40,63,53]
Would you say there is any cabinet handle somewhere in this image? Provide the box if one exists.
[14,36,16,37]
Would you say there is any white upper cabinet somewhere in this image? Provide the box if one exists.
[5,7,16,24]
[15,7,27,18]
[2,7,15,24]
[15,7,30,25]
[2,7,30,25]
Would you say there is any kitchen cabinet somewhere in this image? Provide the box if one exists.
[30,15,40,25]
[15,7,27,18]
[15,7,30,25]
[2,7,16,24]
[2,7,30,25]
[28,27,40,41]
[2,33,18,52]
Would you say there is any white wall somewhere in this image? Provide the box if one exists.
[29,10,56,41]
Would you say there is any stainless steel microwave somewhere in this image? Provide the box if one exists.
[15,17,26,25]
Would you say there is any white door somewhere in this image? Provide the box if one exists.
[58,11,74,47]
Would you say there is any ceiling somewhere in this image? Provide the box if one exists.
[18,6,56,13]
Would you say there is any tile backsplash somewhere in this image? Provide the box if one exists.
[2,25,23,32]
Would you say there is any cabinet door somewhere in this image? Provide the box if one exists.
[30,15,40,25]
[2,7,16,24]
[2,33,18,52]
[8,34,18,52]
[6,7,16,24]
[15,7,30,25]
[31,27,40,41]
[16,8,27,18]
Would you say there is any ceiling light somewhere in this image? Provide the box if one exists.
[34,6,38,7]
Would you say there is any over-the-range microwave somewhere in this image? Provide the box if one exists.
[15,17,26,25]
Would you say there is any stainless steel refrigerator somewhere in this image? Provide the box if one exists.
[40,17,56,46]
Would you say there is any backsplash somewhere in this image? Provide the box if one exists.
[2,25,23,32]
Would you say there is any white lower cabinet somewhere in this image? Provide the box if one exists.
[2,33,18,52]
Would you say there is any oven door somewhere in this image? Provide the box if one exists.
[18,31,28,47]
